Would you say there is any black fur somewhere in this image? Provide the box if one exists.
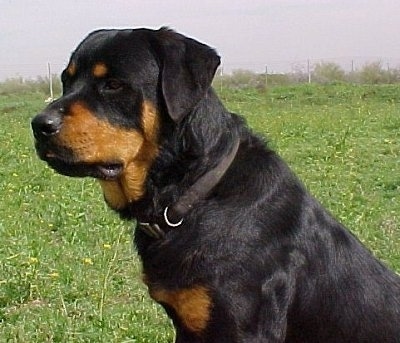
[32,28,400,342]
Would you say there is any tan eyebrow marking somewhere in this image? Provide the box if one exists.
[92,62,108,78]
[66,62,77,76]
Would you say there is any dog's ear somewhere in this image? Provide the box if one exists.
[154,28,221,123]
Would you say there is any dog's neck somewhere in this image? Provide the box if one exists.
[116,89,241,236]
[136,136,240,239]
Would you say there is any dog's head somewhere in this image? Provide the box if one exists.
[32,28,220,209]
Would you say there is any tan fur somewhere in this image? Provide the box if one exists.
[149,286,212,333]
[92,62,108,78]
[57,100,159,208]
[66,62,77,77]
[98,101,159,208]
[59,102,144,164]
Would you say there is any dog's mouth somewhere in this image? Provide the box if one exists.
[36,146,124,180]
[95,163,123,179]
[47,157,123,180]
[47,156,123,180]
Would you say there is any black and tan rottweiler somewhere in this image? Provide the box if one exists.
[32,28,400,342]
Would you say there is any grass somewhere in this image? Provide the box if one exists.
[1,84,399,342]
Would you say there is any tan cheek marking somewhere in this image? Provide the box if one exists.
[120,162,149,201]
[141,100,159,142]
[66,62,76,76]
[149,286,212,334]
[58,101,160,207]
[59,102,144,164]
[99,101,159,208]
[99,159,150,209]
[98,180,128,210]
[92,62,108,78]
[99,101,160,208]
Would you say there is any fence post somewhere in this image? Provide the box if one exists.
[48,62,53,100]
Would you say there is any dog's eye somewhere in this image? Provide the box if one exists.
[102,79,124,93]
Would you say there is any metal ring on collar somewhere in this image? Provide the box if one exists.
[163,206,184,227]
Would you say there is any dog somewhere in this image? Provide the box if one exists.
[32,27,400,342]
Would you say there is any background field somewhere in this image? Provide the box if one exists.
[0,84,399,342]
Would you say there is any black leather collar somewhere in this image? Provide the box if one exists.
[138,138,240,239]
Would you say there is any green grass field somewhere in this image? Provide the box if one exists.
[0,84,399,342]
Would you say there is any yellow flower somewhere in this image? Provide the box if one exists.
[83,258,93,265]
[29,257,39,264]
[103,244,111,249]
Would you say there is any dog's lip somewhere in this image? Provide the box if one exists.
[96,163,124,179]
[45,151,57,159]
[40,150,124,180]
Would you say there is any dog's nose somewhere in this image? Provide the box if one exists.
[31,109,64,138]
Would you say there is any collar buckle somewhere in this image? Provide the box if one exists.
[138,138,240,240]
[138,222,166,240]
[138,207,183,240]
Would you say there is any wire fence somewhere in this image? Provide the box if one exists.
[1,57,400,95]
[0,63,65,82]
[220,56,400,75]
[2,56,400,81]
[216,57,400,89]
